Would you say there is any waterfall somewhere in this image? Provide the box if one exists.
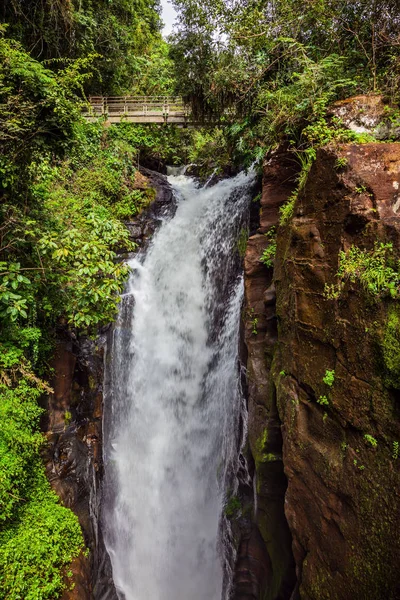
[103,169,256,600]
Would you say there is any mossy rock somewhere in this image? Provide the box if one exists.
[381,306,400,389]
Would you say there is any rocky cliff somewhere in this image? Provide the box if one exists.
[243,142,400,599]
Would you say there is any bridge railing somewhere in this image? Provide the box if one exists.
[85,96,189,118]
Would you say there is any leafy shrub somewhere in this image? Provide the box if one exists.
[0,377,84,598]
[323,370,335,387]
[325,243,400,300]
[364,434,378,448]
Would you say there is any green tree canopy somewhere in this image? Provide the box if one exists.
[1,0,165,93]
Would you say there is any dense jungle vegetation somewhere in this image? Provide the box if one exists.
[170,0,400,164]
[1,0,400,597]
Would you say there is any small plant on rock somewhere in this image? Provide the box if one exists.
[323,369,335,387]
[324,242,400,300]
[317,395,329,406]
[64,410,72,427]
[260,227,277,268]
[252,316,258,335]
[364,434,378,448]
[335,156,348,170]
[279,194,296,225]
[392,441,399,460]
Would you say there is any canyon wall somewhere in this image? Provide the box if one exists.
[243,143,400,599]
[242,149,298,600]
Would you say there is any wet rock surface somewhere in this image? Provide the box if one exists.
[239,148,298,600]
[125,168,177,247]
[273,144,400,599]
[234,526,272,600]
[43,333,117,600]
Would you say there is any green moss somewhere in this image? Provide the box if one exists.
[256,429,269,454]
[64,410,72,427]
[224,495,241,519]
[253,429,282,467]
[382,307,400,389]
[237,226,249,258]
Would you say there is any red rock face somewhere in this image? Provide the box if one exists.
[243,148,298,600]
[273,144,400,599]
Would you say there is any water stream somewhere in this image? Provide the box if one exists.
[103,169,256,600]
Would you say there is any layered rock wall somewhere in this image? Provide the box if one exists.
[242,149,298,599]
[243,142,400,600]
[274,144,400,600]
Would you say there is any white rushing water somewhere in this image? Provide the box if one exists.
[103,169,256,600]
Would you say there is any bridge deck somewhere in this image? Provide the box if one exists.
[84,96,191,124]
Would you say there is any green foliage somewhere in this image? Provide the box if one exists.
[0,374,84,598]
[364,434,378,448]
[108,122,192,166]
[255,52,356,146]
[2,0,164,95]
[249,309,258,335]
[260,228,277,267]
[0,36,159,595]
[325,243,400,300]
[381,307,400,389]
[171,0,400,164]
[0,35,84,198]
[392,441,399,460]
[323,370,335,387]
[335,156,349,170]
[317,395,329,406]
[279,195,296,226]
[0,472,83,599]
[279,148,316,226]
[187,129,231,176]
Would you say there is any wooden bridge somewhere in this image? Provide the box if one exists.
[84,96,191,124]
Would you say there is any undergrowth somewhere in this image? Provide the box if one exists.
[325,242,400,300]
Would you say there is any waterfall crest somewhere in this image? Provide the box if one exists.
[103,169,256,600]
